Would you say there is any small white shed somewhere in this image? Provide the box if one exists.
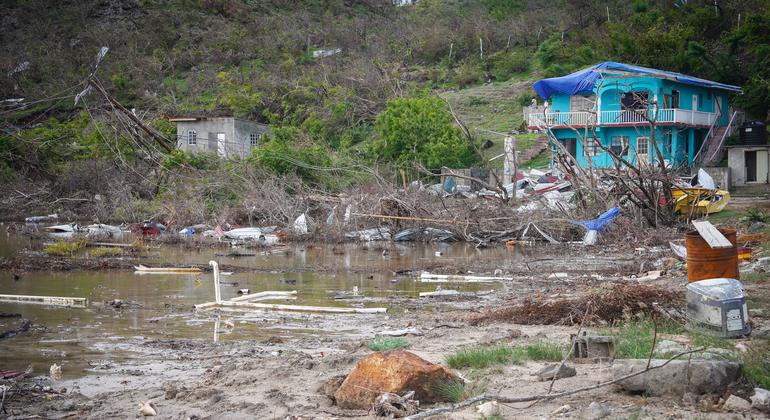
[727,145,770,186]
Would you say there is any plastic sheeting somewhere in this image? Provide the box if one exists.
[533,61,742,100]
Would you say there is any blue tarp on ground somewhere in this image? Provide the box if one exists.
[533,61,742,100]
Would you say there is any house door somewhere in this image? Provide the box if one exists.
[636,137,649,165]
[756,150,769,183]
[714,96,723,117]
[562,138,577,159]
[692,94,699,112]
[746,151,757,182]
[216,133,226,158]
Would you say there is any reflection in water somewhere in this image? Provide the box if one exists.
[0,230,521,380]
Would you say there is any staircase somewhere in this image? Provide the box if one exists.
[519,136,549,163]
[701,126,730,166]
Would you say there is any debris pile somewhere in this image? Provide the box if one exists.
[469,284,683,326]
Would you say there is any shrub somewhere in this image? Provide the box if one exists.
[45,240,87,256]
[89,247,123,258]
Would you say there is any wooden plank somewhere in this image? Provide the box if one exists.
[0,294,87,308]
[195,300,386,314]
[692,220,733,249]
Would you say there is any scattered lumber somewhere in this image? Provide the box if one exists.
[0,294,87,307]
[691,221,732,249]
[419,272,513,283]
[197,300,386,314]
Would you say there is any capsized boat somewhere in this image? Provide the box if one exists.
[672,188,730,215]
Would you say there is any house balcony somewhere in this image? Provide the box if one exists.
[527,109,718,130]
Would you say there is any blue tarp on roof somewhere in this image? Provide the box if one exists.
[532,61,742,100]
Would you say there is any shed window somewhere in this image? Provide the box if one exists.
[250,133,260,147]
[187,130,197,145]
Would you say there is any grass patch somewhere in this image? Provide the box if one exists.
[89,247,123,257]
[524,342,564,361]
[44,240,87,256]
[686,325,734,350]
[742,342,770,389]
[742,271,768,282]
[367,337,410,352]
[432,378,485,402]
[597,318,683,359]
[520,149,551,169]
[445,345,524,369]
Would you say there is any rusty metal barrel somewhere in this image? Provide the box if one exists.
[685,227,739,282]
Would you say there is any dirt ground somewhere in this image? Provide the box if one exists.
[2,216,769,419]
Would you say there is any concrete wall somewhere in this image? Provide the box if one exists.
[176,118,270,159]
[728,146,770,186]
[693,166,730,190]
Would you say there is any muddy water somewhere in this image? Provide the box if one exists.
[0,230,517,383]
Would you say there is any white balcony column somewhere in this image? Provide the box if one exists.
[596,95,601,125]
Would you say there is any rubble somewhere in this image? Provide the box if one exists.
[373,391,419,417]
[333,350,459,409]
[535,363,576,381]
[751,388,770,410]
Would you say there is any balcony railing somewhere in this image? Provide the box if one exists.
[528,109,717,128]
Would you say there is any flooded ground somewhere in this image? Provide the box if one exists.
[0,229,509,388]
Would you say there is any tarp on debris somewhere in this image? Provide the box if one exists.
[533,61,742,99]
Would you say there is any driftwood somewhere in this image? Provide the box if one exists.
[404,347,705,419]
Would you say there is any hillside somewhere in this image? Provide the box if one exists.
[0,0,768,220]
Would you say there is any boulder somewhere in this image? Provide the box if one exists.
[333,350,459,409]
[589,401,609,419]
[535,363,577,381]
[751,388,770,410]
[723,395,752,412]
[612,359,740,397]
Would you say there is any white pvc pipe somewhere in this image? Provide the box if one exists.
[210,260,221,304]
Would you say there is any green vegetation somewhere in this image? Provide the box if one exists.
[742,343,770,389]
[524,342,564,362]
[2,1,769,222]
[373,95,476,170]
[431,378,485,403]
[445,346,524,369]
[44,240,87,256]
[367,337,411,352]
[597,318,682,359]
[89,247,123,258]
[445,342,566,368]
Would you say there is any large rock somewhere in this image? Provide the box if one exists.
[751,388,770,410]
[612,359,740,397]
[535,363,577,381]
[723,395,752,412]
[334,350,459,409]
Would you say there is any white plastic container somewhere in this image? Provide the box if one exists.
[686,278,751,337]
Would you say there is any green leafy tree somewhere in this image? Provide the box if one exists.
[374,95,476,169]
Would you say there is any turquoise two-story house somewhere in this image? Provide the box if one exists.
[528,62,742,169]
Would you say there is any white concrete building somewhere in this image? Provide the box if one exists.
[169,116,270,159]
[727,145,770,186]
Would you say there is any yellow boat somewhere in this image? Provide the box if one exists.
[672,188,730,215]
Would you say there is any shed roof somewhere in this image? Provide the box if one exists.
[533,61,743,100]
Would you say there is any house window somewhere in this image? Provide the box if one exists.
[250,133,260,147]
[188,130,197,145]
[671,90,680,109]
[663,130,673,156]
[570,94,596,113]
[636,137,649,155]
[611,136,629,157]
[621,91,649,110]
[586,137,601,156]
